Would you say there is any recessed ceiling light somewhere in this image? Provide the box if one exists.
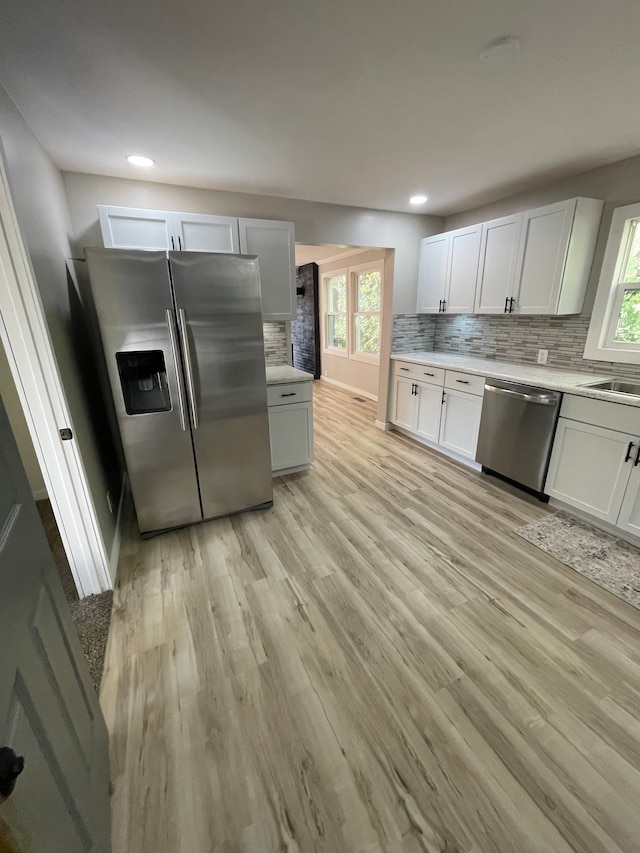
[410,195,428,205]
[126,155,155,168]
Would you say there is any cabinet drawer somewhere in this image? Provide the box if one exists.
[560,394,640,435]
[445,370,485,396]
[394,361,445,385]
[267,381,312,407]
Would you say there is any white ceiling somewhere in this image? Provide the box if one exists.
[1,0,639,216]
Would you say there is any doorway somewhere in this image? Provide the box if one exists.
[294,244,389,403]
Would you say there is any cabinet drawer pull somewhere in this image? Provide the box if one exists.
[424,372,434,376]
[634,444,640,467]
[280,392,297,397]
[400,367,410,371]
[455,379,470,384]
[625,441,635,462]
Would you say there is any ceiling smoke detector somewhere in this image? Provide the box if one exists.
[480,36,521,63]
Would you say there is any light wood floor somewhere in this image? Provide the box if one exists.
[101,382,640,853]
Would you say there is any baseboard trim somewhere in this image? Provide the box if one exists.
[391,425,481,471]
[32,488,48,501]
[273,463,312,477]
[109,474,128,585]
[549,498,640,547]
[374,420,391,431]
[320,375,377,401]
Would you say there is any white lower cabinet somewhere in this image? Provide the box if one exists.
[389,361,484,464]
[268,383,314,474]
[546,408,640,536]
[439,388,483,460]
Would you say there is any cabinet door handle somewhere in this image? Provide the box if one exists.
[504,297,509,314]
[400,367,410,371]
[171,236,175,250]
[178,235,183,251]
[424,372,434,377]
[634,444,640,466]
[280,392,297,397]
[442,300,446,312]
[625,441,635,462]
[509,297,515,313]
[455,379,470,385]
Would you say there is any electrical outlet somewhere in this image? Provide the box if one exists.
[537,349,549,365]
[106,490,113,514]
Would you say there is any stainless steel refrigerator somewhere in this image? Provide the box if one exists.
[85,248,273,535]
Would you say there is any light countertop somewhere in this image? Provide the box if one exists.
[391,351,640,408]
[266,365,314,385]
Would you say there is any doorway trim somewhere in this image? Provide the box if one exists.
[0,145,111,595]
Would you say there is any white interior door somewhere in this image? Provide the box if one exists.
[439,389,483,459]
[391,376,416,430]
[0,397,110,852]
[416,233,449,313]
[512,200,575,314]
[414,381,443,442]
[475,214,522,314]
[97,204,172,250]
[545,418,634,523]
[172,212,240,253]
[445,225,481,313]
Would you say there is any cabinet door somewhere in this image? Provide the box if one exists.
[268,402,314,472]
[416,233,449,313]
[238,218,296,321]
[390,376,417,430]
[512,200,575,314]
[438,389,483,459]
[97,204,173,250]
[172,212,240,253]
[414,381,443,442]
[545,419,633,522]
[445,225,481,313]
[474,214,522,314]
[615,459,640,536]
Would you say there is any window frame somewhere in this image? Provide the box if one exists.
[322,268,348,358]
[349,261,383,365]
[585,201,640,363]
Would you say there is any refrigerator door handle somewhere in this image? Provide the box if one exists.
[177,308,199,430]
[166,309,188,431]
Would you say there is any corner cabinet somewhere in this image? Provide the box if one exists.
[389,361,484,464]
[96,205,296,321]
[545,395,640,536]
[267,381,314,475]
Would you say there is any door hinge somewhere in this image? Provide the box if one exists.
[59,428,73,441]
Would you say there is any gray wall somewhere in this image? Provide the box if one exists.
[62,172,442,313]
[445,153,640,313]
[0,85,119,560]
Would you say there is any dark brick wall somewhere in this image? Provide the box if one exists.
[291,263,320,378]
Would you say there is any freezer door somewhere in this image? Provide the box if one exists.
[169,252,273,519]
[85,249,202,533]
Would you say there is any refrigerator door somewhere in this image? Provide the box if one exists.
[169,252,273,519]
[85,249,202,533]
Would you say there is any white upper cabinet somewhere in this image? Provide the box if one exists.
[172,212,240,253]
[446,225,481,313]
[512,198,603,315]
[96,205,296,321]
[238,218,296,321]
[416,233,449,313]
[474,214,522,314]
[416,226,480,314]
[98,205,173,250]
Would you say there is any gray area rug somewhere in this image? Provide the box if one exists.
[37,499,112,692]
[517,511,640,610]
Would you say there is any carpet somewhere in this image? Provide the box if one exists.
[37,499,112,693]
[517,510,640,610]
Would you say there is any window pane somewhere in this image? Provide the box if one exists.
[613,288,640,343]
[327,275,346,313]
[356,271,381,312]
[623,220,640,283]
[355,314,380,354]
[328,313,346,349]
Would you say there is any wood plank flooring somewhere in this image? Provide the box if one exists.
[101,381,640,853]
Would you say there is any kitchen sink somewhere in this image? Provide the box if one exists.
[582,379,640,396]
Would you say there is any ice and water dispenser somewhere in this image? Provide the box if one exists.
[116,351,171,415]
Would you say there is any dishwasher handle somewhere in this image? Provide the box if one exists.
[484,383,558,406]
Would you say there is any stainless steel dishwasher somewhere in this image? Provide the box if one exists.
[476,379,562,497]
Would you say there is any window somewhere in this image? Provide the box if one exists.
[585,202,640,364]
[322,262,383,363]
[325,274,347,350]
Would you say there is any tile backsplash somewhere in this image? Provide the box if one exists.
[263,322,289,365]
[392,312,640,380]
